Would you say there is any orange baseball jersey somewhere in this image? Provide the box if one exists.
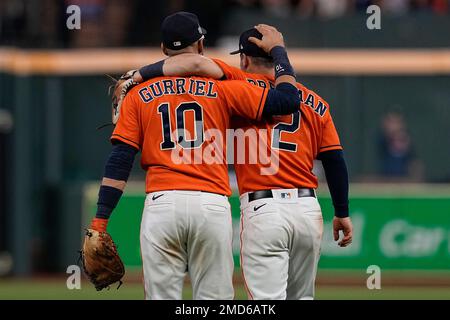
[213,59,342,195]
[111,76,268,196]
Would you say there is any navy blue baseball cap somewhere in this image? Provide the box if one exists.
[161,12,207,50]
[230,28,272,59]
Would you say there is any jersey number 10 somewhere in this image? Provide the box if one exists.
[158,102,204,150]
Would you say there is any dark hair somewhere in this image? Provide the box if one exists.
[249,56,274,68]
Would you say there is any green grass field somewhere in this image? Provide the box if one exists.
[0,278,449,300]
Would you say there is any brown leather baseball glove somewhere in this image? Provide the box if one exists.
[109,70,140,125]
[80,229,125,291]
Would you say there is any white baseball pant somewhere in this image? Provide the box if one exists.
[239,188,323,300]
[140,190,234,300]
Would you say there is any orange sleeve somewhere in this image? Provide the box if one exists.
[320,112,343,153]
[220,80,268,121]
[110,94,141,149]
[212,59,247,81]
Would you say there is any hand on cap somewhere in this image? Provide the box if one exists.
[248,24,285,54]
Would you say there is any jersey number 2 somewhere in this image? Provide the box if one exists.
[271,111,301,152]
[158,102,204,150]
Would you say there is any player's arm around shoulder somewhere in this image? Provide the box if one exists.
[135,55,248,82]
[133,54,225,82]
[111,54,224,112]
[211,58,248,80]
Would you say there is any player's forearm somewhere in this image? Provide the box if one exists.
[262,82,300,116]
[318,149,349,218]
[91,143,137,231]
[165,54,224,78]
[248,24,296,87]
[96,178,127,220]
[260,45,300,116]
[270,46,297,88]
[136,54,224,82]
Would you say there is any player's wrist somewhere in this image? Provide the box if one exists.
[334,204,349,218]
[132,71,143,83]
[139,60,165,81]
[270,46,296,80]
[90,217,109,232]
[269,44,285,52]
[269,45,287,56]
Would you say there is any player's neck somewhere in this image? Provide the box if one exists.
[166,46,200,56]
[246,66,274,77]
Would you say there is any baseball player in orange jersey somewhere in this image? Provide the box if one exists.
[88,13,302,300]
[133,27,353,299]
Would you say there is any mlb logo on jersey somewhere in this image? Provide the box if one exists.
[281,192,292,199]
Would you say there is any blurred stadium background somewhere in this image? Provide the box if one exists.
[0,0,450,299]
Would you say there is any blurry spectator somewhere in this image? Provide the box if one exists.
[1,0,449,48]
[66,0,135,47]
[378,111,423,181]
[294,0,315,18]
[0,0,26,46]
[410,0,434,12]
[409,0,449,13]
[412,0,449,14]
[354,0,374,12]
[39,0,60,47]
[379,0,410,15]
[65,0,107,47]
[128,0,166,46]
[168,0,186,12]
[431,0,449,14]
[103,0,135,46]
[313,0,350,18]
[184,0,227,46]
[260,0,291,17]
[230,0,259,7]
